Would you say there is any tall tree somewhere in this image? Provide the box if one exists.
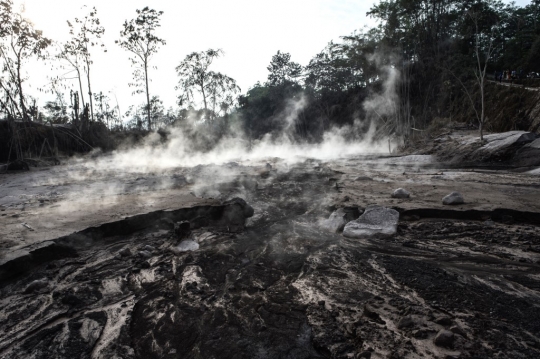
[0,9,51,120]
[117,7,165,130]
[176,49,240,121]
[59,6,106,126]
[266,50,303,86]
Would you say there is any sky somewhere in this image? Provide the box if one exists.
[10,0,534,117]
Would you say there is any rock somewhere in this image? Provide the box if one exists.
[354,176,373,181]
[392,188,410,199]
[138,250,152,259]
[363,304,384,324]
[174,221,191,240]
[412,329,429,339]
[434,329,455,348]
[449,325,467,338]
[514,138,540,167]
[397,315,415,329]
[343,205,399,238]
[478,131,537,153]
[220,198,255,231]
[118,248,132,257]
[357,351,371,359]
[171,240,199,254]
[434,316,453,326]
[143,245,155,252]
[442,192,464,205]
[24,279,49,293]
[320,207,360,233]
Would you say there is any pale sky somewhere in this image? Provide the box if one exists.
[11,0,533,117]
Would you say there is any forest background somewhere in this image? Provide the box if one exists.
[1,0,539,162]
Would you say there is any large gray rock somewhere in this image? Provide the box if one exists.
[442,192,464,205]
[392,188,410,199]
[343,205,399,238]
[470,131,537,163]
[320,207,360,233]
[514,138,540,167]
[479,131,537,152]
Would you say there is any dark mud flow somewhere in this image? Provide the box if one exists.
[0,158,539,359]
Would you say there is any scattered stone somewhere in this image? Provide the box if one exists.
[138,250,152,259]
[363,304,384,324]
[357,351,371,359]
[392,188,410,199]
[118,248,132,257]
[355,176,373,181]
[174,221,191,240]
[397,315,415,329]
[434,316,453,326]
[24,279,49,293]
[343,205,399,238]
[171,240,199,254]
[442,192,464,205]
[434,329,455,348]
[320,207,360,233]
[143,245,155,252]
[449,325,467,338]
[412,329,429,339]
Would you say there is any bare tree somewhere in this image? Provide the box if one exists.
[470,12,497,141]
[0,10,50,120]
[117,7,165,130]
[59,6,106,126]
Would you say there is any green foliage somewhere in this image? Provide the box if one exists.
[266,51,303,86]
[175,49,240,121]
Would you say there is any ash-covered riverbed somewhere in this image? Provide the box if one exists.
[0,154,539,359]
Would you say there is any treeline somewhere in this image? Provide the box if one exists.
[1,0,540,161]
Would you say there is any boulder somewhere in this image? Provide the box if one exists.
[434,329,455,348]
[442,192,464,205]
[343,205,399,238]
[397,315,415,329]
[514,138,540,167]
[478,131,537,153]
[24,279,49,294]
[118,248,132,257]
[392,188,410,199]
[138,250,152,259]
[174,221,191,239]
[320,207,360,233]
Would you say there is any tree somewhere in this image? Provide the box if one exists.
[176,49,240,121]
[266,50,303,86]
[117,7,165,130]
[59,6,106,127]
[0,9,51,120]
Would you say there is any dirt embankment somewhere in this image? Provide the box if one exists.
[450,82,540,133]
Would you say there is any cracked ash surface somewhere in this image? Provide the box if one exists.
[0,155,539,359]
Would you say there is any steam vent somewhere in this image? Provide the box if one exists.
[2,0,540,358]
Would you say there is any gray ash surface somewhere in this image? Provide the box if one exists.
[0,159,539,359]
